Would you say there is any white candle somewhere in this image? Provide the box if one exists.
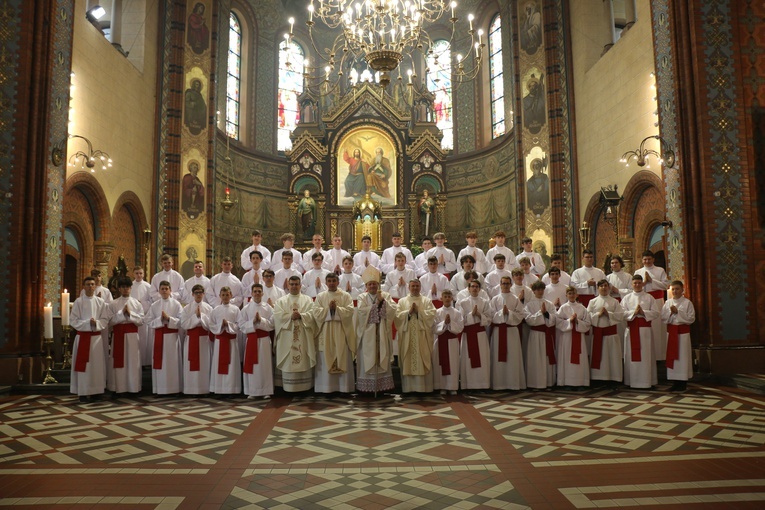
[61,289,70,326]
[44,302,53,338]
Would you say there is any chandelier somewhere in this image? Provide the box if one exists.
[288,0,483,89]
[619,135,676,169]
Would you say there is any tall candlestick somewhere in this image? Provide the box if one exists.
[61,290,70,326]
[44,302,53,338]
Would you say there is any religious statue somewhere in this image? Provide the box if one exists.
[352,193,382,221]
[297,189,317,239]
[522,73,546,134]
[391,78,408,111]
[299,92,317,124]
[419,189,435,236]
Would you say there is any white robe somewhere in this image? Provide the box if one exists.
[484,269,512,298]
[80,285,113,304]
[130,280,152,365]
[274,293,317,392]
[338,272,365,300]
[382,268,416,299]
[262,285,286,308]
[516,250,546,275]
[587,295,625,382]
[270,247,304,272]
[607,270,632,299]
[524,297,558,388]
[458,296,492,390]
[450,271,486,294]
[544,282,568,310]
[621,291,659,388]
[542,270,571,286]
[70,295,108,396]
[239,301,275,396]
[413,252,429,277]
[273,267,303,291]
[486,246,519,272]
[432,306,464,391]
[325,248,351,274]
[240,244,272,271]
[241,269,264,303]
[634,265,669,360]
[380,246,415,274]
[556,301,591,387]
[419,271,450,303]
[180,301,213,395]
[181,275,211,305]
[208,304,242,394]
[394,295,436,392]
[149,269,184,302]
[458,246,490,274]
[489,293,526,390]
[207,272,244,307]
[571,266,607,300]
[426,246,459,275]
[302,268,331,298]
[355,291,397,393]
[146,297,183,394]
[352,250,381,275]
[104,296,144,393]
[302,248,332,271]
[313,290,356,393]
[662,296,695,381]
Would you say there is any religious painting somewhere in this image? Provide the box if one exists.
[336,127,397,207]
[522,68,545,135]
[181,159,205,219]
[184,70,207,136]
[520,0,542,55]
[530,230,553,272]
[179,233,203,280]
[525,146,549,216]
[186,1,210,55]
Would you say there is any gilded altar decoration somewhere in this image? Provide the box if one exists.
[337,127,397,207]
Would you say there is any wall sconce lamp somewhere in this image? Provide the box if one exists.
[218,136,238,212]
[620,135,676,169]
[51,135,112,172]
[86,5,106,22]
[579,221,590,252]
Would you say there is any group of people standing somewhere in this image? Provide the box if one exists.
[68,229,695,403]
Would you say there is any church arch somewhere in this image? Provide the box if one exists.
[63,172,112,242]
[112,191,148,270]
[412,174,443,194]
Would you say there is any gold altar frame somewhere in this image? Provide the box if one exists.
[336,126,397,207]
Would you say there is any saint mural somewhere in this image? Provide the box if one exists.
[337,128,397,206]
[187,3,210,54]
[526,156,550,215]
[520,1,542,55]
[184,78,207,135]
[522,73,545,135]
[181,160,205,219]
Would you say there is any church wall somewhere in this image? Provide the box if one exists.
[569,0,659,242]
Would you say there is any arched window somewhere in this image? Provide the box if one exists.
[226,12,242,139]
[427,40,453,150]
[277,40,305,151]
[489,14,505,138]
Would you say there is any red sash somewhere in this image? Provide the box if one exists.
[74,331,102,372]
[648,290,665,300]
[571,327,583,365]
[215,332,237,374]
[153,326,174,369]
[437,330,460,375]
[186,326,207,372]
[531,325,557,365]
[666,324,691,369]
[591,325,617,369]
[577,294,595,307]
[492,323,509,362]
[432,299,443,309]
[628,317,651,362]
[112,323,138,369]
[391,298,399,338]
[244,330,271,374]
[463,323,485,368]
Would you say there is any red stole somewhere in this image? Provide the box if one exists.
[492,323,510,362]
[185,326,207,372]
[648,290,665,300]
[628,317,651,361]
[591,325,617,369]
[432,299,444,309]
[244,329,271,374]
[215,331,237,374]
[74,331,102,372]
[437,330,460,375]
[463,323,485,369]
[391,297,399,339]
[531,325,557,365]
[577,294,595,308]
[570,326,583,365]
[153,326,174,369]
[666,324,691,369]
[112,323,138,369]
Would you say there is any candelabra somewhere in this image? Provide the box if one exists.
[61,325,73,370]
[42,336,58,384]
[620,135,676,169]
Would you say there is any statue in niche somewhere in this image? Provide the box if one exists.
[181,160,205,219]
[419,189,436,236]
[391,78,408,111]
[299,93,317,124]
[414,86,435,123]
[297,189,317,239]
[184,78,207,135]
[352,192,382,222]
[526,156,550,216]
[187,2,210,55]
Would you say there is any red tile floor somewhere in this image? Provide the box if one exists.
[1,378,765,509]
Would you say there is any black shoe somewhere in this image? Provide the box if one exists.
[79,395,90,403]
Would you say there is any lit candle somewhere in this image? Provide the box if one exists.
[44,302,53,339]
[468,13,473,30]
[225,186,230,195]
[451,1,456,18]
[289,17,294,34]
[61,289,70,326]
[308,2,314,21]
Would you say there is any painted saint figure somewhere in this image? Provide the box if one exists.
[522,73,546,135]
[366,147,392,199]
[184,79,207,136]
[520,1,542,55]
[526,157,550,215]
[187,3,210,54]
[343,148,368,198]
[182,160,205,219]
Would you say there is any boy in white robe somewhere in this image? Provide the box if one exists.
[633,250,669,361]
[241,251,265,303]
[543,267,568,310]
[426,232,458,275]
[104,277,144,395]
[302,252,331,298]
[273,252,302,291]
[352,235,381,275]
[490,277,526,391]
[261,269,286,306]
[484,254,512,298]
[355,267,397,394]
[181,260,211,305]
[457,281,492,390]
[239,284,275,398]
[556,287,591,388]
[457,231,489,275]
[326,235,351,275]
[621,274,659,389]
[383,252,416,299]
[270,233,304,272]
[524,281,558,389]
[146,280,183,395]
[394,279,437,393]
[150,254,184,302]
[486,231,519,273]
[419,256,450,307]
[208,287,242,396]
[413,237,433,277]
[542,254,571,286]
[274,276,317,392]
[380,232,415,274]
[455,271,490,303]
[571,249,606,309]
[518,257,541,287]
[207,257,244,307]
[313,274,357,393]
[80,269,113,304]
[661,280,695,392]
[180,284,213,396]
[302,234,332,271]
[606,255,632,300]
[433,289,464,395]
[130,267,153,366]
[450,254,486,294]
[511,267,533,365]
[587,279,625,386]
[516,237,546,276]
[70,276,108,402]
[240,229,271,271]
[338,256,365,301]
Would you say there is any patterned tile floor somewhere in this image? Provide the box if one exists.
[1,380,764,509]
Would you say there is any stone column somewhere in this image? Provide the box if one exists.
[601,0,616,55]
[93,241,115,282]
[110,0,123,49]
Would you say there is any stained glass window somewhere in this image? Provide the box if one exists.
[226,12,242,139]
[427,40,453,151]
[489,15,505,139]
[277,40,304,151]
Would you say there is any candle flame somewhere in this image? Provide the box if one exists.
[46,302,51,307]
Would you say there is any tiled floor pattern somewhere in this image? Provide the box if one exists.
[1,382,765,508]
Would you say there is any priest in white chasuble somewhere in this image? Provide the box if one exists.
[394,279,437,393]
[313,273,357,393]
[274,276,317,392]
[355,266,397,394]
